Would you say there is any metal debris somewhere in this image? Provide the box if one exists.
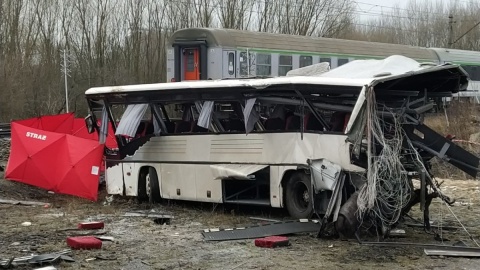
[0,249,73,268]
[34,267,57,270]
[95,236,115,242]
[249,217,281,223]
[202,220,321,241]
[424,246,480,257]
[404,222,458,231]
[390,229,406,237]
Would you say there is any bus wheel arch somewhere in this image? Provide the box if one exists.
[138,166,161,203]
[281,169,313,219]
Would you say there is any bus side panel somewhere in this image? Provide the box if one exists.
[269,166,297,208]
[122,163,137,196]
[195,165,223,203]
[105,162,124,195]
[160,164,197,201]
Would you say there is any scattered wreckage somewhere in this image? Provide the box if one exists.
[84,55,479,240]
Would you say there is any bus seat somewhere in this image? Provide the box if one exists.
[285,115,301,130]
[145,122,154,135]
[135,122,146,137]
[175,120,192,133]
[226,119,245,132]
[264,118,284,130]
[304,113,324,131]
[192,121,208,133]
[330,112,347,132]
[165,122,175,133]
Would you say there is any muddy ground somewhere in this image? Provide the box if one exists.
[1,172,480,270]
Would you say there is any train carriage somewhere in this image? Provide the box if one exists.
[166,28,439,81]
[166,28,480,94]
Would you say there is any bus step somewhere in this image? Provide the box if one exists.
[224,199,270,206]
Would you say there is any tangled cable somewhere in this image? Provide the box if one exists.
[356,87,412,229]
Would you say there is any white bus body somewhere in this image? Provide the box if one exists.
[84,56,477,221]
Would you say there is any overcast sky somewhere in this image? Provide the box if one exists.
[355,0,408,21]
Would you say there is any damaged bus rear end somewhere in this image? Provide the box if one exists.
[84,55,478,238]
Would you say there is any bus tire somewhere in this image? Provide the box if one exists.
[285,172,313,219]
[137,169,148,203]
[146,167,161,203]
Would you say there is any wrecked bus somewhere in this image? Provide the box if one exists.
[84,55,479,237]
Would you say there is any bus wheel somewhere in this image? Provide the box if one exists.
[146,167,161,203]
[285,172,313,219]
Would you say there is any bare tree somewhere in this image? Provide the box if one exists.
[217,0,254,30]
[255,0,280,33]
[194,0,216,27]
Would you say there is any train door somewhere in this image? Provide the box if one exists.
[183,48,200,80]
[223,51,236,79]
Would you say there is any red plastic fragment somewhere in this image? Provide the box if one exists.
[254,236,290,248]
[66,236,102,250]
[78,221,104,230]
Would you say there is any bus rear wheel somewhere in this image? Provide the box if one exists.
[285,172,313,219]
[146,167,161,203]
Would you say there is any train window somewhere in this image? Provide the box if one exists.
[239,52,250,76]
[474,66,480,80]
[338,58,349,66]
[256,54,271,76]
[462,65,480,80]
[320,57,331,66]
[186,50,195,71]
[299,56,312,68]
[228,52,235,75]
[278,55,292,76]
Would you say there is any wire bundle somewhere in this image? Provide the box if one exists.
[356,87,412,229]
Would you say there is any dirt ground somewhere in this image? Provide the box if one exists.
[1,172,480,270]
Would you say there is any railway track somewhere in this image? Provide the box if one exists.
[0,123,10,138]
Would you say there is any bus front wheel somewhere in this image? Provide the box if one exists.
[146,167,161,203]
[285,172,313,219]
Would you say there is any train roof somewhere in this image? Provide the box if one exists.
[85,56,467,97]
[430,48,480,65]
[169,28,439,61]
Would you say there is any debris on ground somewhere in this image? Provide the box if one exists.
[249,217,281,223]
[390,229,406,237]
[21,221,32,227]
[124,210,173,224]
[202,219,320,241]
[0,249,73,268]
[404,222,459,231]
[95,236,115,242]
[254,236,290,248]
[78,221,105,230]
[0,198,50,207]
[424,246,480,257]
[66,236,103,250]
[34,266,58,270]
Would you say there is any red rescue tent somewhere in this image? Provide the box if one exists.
[5,113,114,201]
[14,112,75,134]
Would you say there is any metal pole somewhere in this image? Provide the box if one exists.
[247,48,250,77]
[448,15,453,47]
[63,49,69,113]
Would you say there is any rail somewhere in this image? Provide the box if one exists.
[0,123,11,138]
